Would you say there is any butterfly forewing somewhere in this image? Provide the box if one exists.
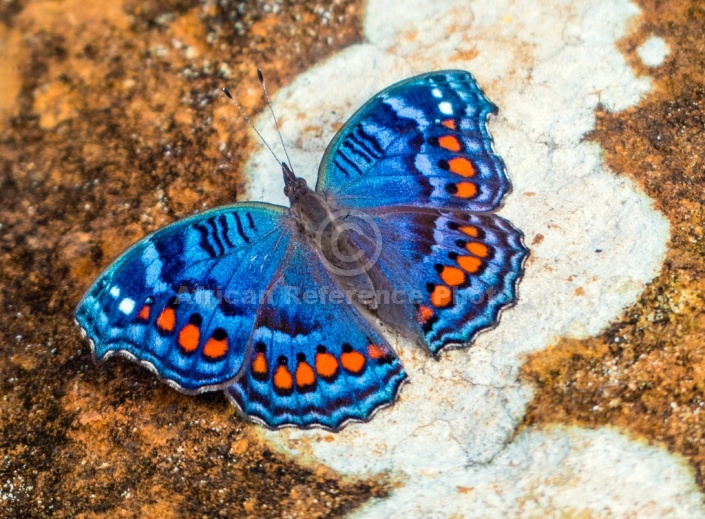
[76,203,291,393]
[317,70,509,212]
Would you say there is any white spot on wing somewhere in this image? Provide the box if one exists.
[439,101,453,115]
[110,286,120,298]
[119,298,135,314]
[431,88,442,98]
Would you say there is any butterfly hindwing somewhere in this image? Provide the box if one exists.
[227,244,407,430]
[75,203,291,393]
[346,207,527,355]
[317,70,509,212]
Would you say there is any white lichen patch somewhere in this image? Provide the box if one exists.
[351,427,705,518]
[637,35,670,67]
[240,0,701,515]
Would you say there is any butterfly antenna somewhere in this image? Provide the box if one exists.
[257,68,294,173]
[221,86,281,165]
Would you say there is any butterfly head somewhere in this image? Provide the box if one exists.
[282,162,308,203]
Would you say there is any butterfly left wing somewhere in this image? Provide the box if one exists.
[226,244,407,431]
[75,203,291,393]
[316,70,508,212]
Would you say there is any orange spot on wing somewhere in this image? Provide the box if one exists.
[454,182,477,198]
[459,225,479,238]
[440,266,466,286]
[458,255,482,273]
[467,242,490,257]
[341,350,366,374]
[430,285,453,308]
[273,365,293,391]
[252,352,268,376]
[438,135,462,152]
[203,337,227,359]
[448,157,475,177]
[137,304,151,322]
[177,323,200,352]
[295,362,316,389]
[441,119,457,130]
[315,352,339,380]
[417,304,434,324]
[367,344,386,360]
[156,307,175,333]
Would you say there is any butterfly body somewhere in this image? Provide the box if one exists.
[76,70,528,430]
[285,168,374,303]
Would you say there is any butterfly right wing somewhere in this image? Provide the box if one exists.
[75,203,291,393]
[346,206,527,355]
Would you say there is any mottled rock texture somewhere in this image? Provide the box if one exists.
[1,0,704,517]
[522,0,705,491]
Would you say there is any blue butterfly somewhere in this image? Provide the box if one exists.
[75,70,528,431]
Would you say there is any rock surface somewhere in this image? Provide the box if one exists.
[1,0,704,517]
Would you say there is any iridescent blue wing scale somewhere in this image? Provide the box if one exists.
[318,69,527,355]
[227,244,407,430]
[317,70,509,212]
[75,203,291,393]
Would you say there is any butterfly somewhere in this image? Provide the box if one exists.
[75,70,528,431]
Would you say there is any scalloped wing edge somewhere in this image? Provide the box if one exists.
[75,318,245,395]
[224,372,409,433]
[431,217,529,357]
